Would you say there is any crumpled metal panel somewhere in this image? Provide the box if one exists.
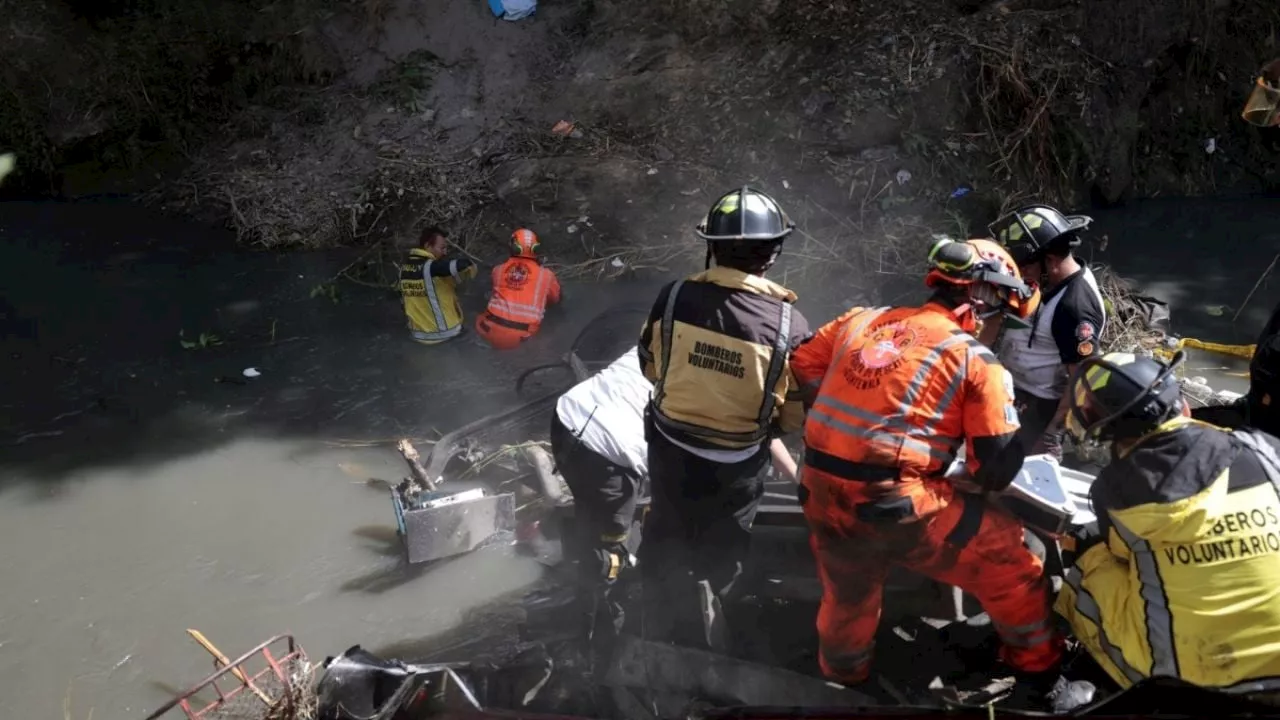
[398,492,516,564]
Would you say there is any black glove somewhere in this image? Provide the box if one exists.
[591,542,632,583]
[1061,521,1104,567]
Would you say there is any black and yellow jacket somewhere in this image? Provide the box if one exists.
[399,248,477,344]
[637,266,811,451]
[1056,416,1280,694]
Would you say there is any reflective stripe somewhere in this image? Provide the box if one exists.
[820,641,875,672]
[651,280,685,409]
[412,325,462,342]
[421,260,451,332]
[828,307,891,373]
[807,406,957,465]
[489,266,550,323]
[448,259,461,281]
[898,334,967,418]
[1064,566,1145,685]
[993,617,1054,648]
[815,394,963,452]
[1104,517,1179,678]
[755,301,793,429]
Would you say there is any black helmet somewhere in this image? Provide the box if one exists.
[696,186,795,243]
[988,204,1092,266]
[1065,351,1185,443]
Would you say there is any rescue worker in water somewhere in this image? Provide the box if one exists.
[477,228,562,350]
[790,238,1092,708]
[399,226,478,344]
[1057,350,1280,703]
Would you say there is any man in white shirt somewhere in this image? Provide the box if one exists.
[990,204,1107,460]
[550,345,652,658]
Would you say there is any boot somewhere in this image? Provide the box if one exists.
[1009,669,1097,713]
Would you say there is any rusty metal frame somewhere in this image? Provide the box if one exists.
[143,635,307,720]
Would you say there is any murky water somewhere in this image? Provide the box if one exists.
[0,196,1272,718]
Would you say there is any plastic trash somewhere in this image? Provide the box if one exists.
[487,0,536,20]
[242,367,261,378]
[950,185,973,198]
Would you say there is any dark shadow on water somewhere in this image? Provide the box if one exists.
[2,195,1275,494]
[0,199,665,493]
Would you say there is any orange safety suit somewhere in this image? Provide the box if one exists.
[790,301,1062,685]
[476,257,562,350]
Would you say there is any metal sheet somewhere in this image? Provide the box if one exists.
[401,492,516,564]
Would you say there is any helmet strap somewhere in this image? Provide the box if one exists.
[950,302,978,333]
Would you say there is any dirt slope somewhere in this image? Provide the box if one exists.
[2,0,1276,290]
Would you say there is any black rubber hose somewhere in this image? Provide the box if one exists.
[513,302,651,397]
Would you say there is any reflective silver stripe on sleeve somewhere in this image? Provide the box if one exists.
[651,280,685,408]
[422,260,450,332]
[755,301,794,429]
[1064,566,1145,685]
[1107,517,1178,678]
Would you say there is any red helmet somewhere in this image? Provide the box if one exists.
[925,238,1040,321]
[511,228,540,258]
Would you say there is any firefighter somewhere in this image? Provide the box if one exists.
[790,238,1092,709]
[1058,350,1280,703]
[550,345,652,664]
[991,205,1106,461]
[476,228,562,350]
[637,186,812,652]
[399,226,478,344]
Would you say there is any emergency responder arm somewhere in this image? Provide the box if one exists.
[426,257,477,281]
[547,269,563,306]
[1043,297,1106,445]
[789,307,863,409]
[963,359,1026,492]
[637,282,674,383]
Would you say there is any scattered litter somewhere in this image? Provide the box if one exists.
[566,224,579,234]
[243,367,262,378]
[646,168,658,176]
[1204,137,1217,155]
[550,120,574,136]
[895,169,912,185]
[487,0,536,21]
[782,179,791,189]
[950,185,973,198]
[1203,304,1229,316]
[610,257,625,268]
[577,215,592,226]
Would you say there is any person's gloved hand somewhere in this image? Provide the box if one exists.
[591,541,633,583]
[1061,521,1103,567]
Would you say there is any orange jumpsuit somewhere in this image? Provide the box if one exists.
[789,302,1062,685]
[476,257,561,350]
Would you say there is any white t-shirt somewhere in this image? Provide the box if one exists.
[999,266,1106,400]
[554,346,652,475]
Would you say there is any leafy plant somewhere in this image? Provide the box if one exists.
[369,49,441,114]
[179,330,222,350]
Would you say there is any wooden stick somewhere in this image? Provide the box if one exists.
[397,439,437,492]
[185,629,272,705]
[1233,253,1279,323]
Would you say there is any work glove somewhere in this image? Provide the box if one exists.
[591,541,633,583]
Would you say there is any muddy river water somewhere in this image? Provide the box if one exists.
[0,197,1276,718]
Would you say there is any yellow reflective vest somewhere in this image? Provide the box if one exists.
[1056,416,1280,695]
[399,248,476,344]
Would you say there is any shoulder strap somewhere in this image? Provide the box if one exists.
[651,280,685,407]
[755,301,794,432]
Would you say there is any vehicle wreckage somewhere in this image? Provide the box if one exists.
[144,306,1267,720]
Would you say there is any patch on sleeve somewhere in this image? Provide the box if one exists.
[1074,321,1096,342]
[1000,366,1015,400]
[1077,340,1096,357]
[1004,403,1020,428]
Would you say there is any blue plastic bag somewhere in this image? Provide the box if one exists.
[486,0,535,20]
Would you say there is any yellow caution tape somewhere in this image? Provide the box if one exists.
[1173,337,1257,360]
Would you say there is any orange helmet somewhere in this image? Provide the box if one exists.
[511,228,540,258]
[925,237,1040,321]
